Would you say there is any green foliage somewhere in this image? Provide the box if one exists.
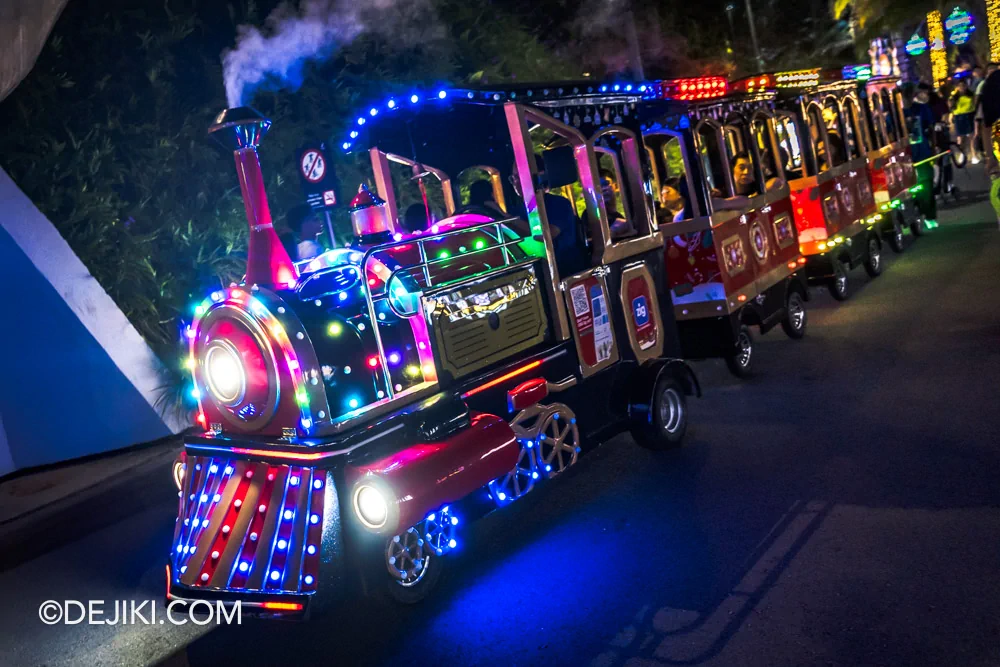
[0,0,578,417]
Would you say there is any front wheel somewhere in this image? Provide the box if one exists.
[630,374,688,450]
[887,214,905,253]
[724,324,754,378]
[829,260,850,301]
[781,290,807,339]
[864,235,883,278]
[383,525,445,604]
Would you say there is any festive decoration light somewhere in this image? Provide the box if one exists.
[989,0,1000,60]
[945,7,975,45]
[773,69,821,87]
[906,32,928,56]
[842,64,873,81]
[928,10,948,90]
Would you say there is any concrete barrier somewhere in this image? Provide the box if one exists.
[0,166,184,476]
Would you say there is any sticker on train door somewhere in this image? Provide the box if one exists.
[627,278,657,351]
[590,285,613,362]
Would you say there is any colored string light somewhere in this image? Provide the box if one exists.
[928,10,948,90]
[990,0,1000,61]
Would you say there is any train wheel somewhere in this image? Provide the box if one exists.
[829,261,850,301]
[630,375,688,450]
[724,325,754,378]
[864,236,883,278]
[536,407,580,479]
[780,290,807,340]
[384,525,444,604]
[888,214,905,254]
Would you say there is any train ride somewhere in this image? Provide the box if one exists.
[732,69,922,300]
[166,86,704,617]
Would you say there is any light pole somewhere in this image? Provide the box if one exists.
[744,0,765,72]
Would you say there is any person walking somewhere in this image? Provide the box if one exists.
[951,78,977,164]
[977,69,1000,227]
[903,82,938,229]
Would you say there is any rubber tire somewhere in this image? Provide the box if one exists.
[864,235,883,278]
[829,260,850,301]
[724,324,754,378]
[630,375,689,451]
[382,542,444,605]
[780,290,807,339]
[911,215,926,237]
[887,214,905,254]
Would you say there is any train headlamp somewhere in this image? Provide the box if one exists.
[204,340,247,406]
[353,483,391,530]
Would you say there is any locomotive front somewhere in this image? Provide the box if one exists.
[167,107,529,615]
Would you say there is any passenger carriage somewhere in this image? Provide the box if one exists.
[732,69,921,300]
[635,79,810,376]
[165,87,701,616]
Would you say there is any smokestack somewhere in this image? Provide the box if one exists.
[209,107,298,289]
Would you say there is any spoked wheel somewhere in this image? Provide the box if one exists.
[864,235,883,278]
[724,324,754,378]
[536,407,580,479]
[487,438,538,506]
[630,374,689,451]
[780,290,807,339]
[887,214,905,254]
[384,525,443,604]
[829,260,850,301]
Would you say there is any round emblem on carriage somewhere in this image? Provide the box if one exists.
[841,187,855,214]
[749,221,769,262]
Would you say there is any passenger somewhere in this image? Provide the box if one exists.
[467,179,504,217]
[600,171,635,238]
[712,151,783,212]
[659,178,686,222]
[400,203,429,233]
[290,207,325,261]
[509,156,588,276]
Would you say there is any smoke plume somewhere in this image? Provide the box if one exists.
[223,0,443,108]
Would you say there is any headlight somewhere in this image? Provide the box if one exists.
[353,483,390,530]
[194,304,280,431]
[204,340,246,406]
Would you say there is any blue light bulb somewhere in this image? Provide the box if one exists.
[410,94,419,103]
[438,90,447,99]
[239,561,249,573]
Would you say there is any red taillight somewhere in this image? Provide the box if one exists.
[261,601,304,611]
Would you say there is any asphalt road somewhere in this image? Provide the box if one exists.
[2,174,999,667]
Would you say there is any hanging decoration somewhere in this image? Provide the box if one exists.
[989,0,1000,61]
[842,64,873,80]
[945,7,975,45]
[928,10,948,89]
[906,31,928,56]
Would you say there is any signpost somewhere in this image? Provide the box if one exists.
[296,143,339,247]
